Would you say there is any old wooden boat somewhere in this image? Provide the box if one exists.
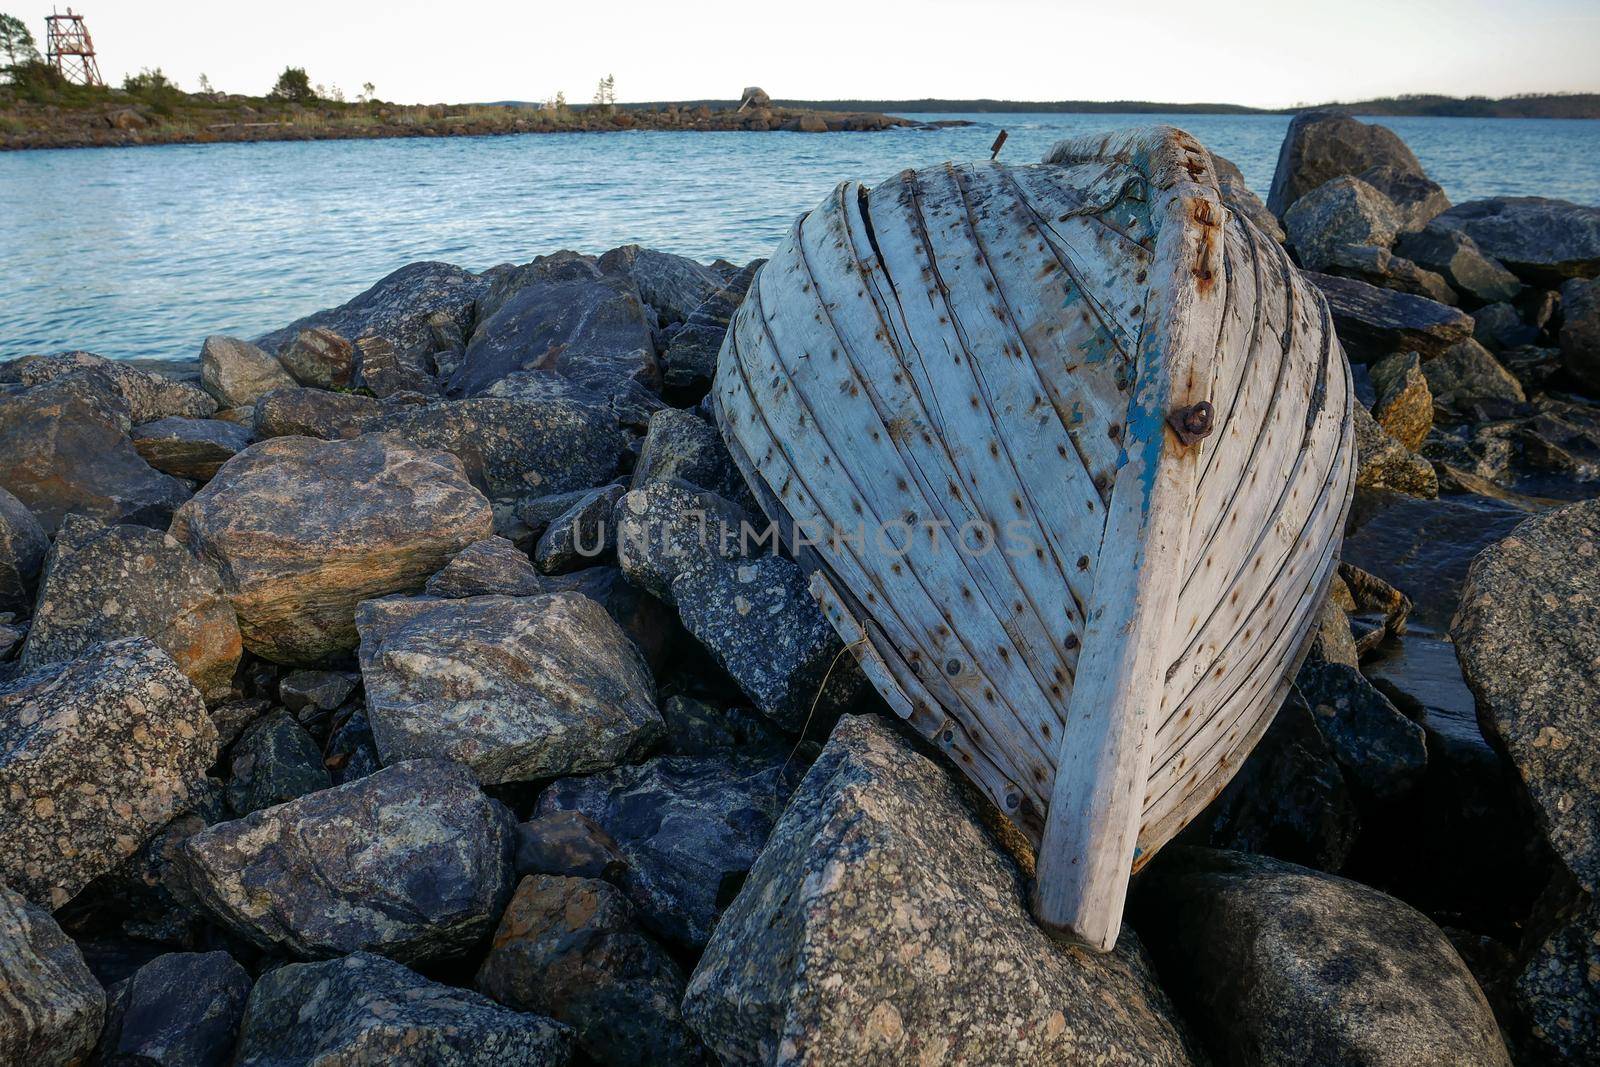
[711,126,1355,950]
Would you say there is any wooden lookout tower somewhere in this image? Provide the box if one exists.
[45,7,102,86]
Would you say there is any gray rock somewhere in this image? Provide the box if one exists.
[537,753,803,948]
[539,565,679,676]
[1133,847,1510,1067]
[481,365,667,433]
[598,244,726,327]
[1267,111,1441,220]
[1454,498,1600,1061]
[1559,276,1600,393]
[672,553,867,731]
[250,385,384,440]
[1295,660,1427,806]
[1430,197,1600,285]
[1210,151,1285,243]
[20,517,241,703]
[662,262,760,397]
[1322,245,1456,306]
[533,484,623,574]
[1422,339,1526,410]
[277,668,358,715]
[199,336,294,408]
[5,354,216,425]
[1306,271,1474,363]
[1353,402,1437,497]
[1395,225,1522,305]
[1472,301,1540,352]
[1368,351,1432,450]
[325,706,380,786]
[425,536,543,597]
[0,376,191,535]
[684,714,1199,1066]
[180,759,515,962]
[255,261,489,360]
[514,811,628,881]
[0,488,47,617]
[1283,176,1401,273]
[277,326,355,389]
[376,395,629,499]
[451,251,658,397]
[631,406,751,504]
[613,480,752,603]
[224,711,330,816]
[353,334,441,399]
[130,417,253,482]
[355,593,662,784]
[95,951,251,1067]
[0,622,22,661]
[660,693,792,759]
[235,951,571,1067]
[475,874,697,1067]
[1,638,218,907]
[1355,163,1452,232]
[518,488,601,545]
[170,433,494,665]
[0,884,104,1066]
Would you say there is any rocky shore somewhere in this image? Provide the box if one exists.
[2,112,1599,1065]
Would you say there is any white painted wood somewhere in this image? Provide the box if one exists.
[712,125,1356,951]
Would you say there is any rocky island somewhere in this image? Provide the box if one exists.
[1,112,1599,1065]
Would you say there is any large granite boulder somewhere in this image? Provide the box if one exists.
[199,336,294,408]
[130,417,254,482]
[375,395,629,498]
[95,950,251,1067]
[0,377,190,535]
[1,638,218,907]
[277,326,356,389]
[4,353,215,425]
[1559,275,1600,393]
[170,433,493,664]
[683,714,1200,1065]
[179,759,516,962]
[235,952,572,1067]
[1283,175,1401,273]
[1133,848,1510,1067]
[662,262,760,397]
[1267,111,1443,220]
[355,593,662,784]
[251,385,384,440]
[20,517,241,703]
[255,261,489,359]
[1453,498,1600,1061]
[1430,197,1600,285]
[598,244,726,327]
[1394,225,1522,305]
[475,874,698,1066]
[1355,163,1452,233]
[1306,270,1474,363]
[0,488,47,617]
[451,252,658,397]
[0,885,104,1066]
[1210,151,1285,243]
[537,754,802,948]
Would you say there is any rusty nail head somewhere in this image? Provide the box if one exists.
[1168,400,1214,445]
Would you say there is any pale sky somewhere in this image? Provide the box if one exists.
[32,0,1600,108]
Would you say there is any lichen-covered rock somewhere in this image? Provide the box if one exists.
[425,536,543,597]
[95,950,251,1067]
[1133,847,1509,1067]
[662,262,760,397]
[199,336,294,408]
[1307,271,1474,363]
[1430,197,1600,285]
[277,326,356,389]
[354,334,442,399]
[672,554,866,731]
[1422,339,1526,410]
[537,754,803,948]
[1267,111,1442,220]
[0,376,191,535]
[451,252,658,397]
[250,385,385,440]
[1454,498,1600,1061]
[533,484,623,574]
[1395,225,1522,305]
[20,517,241,703]
[1210,151,1285,244]
[0,487,47,617]
[356,593,662,784]
[683,714,1200,1066]
[1283,176,1401,273]
[613,480,748,602]
[376,396,629,498]
[235,952,571,1067]
[0,884,104,1066]
[179,759,515,962]
[1355,163,1452,232]
[1559,275,1600,393]
[632,406,752,505]
[170,433,494,665]
[1352,402,1437,497]
[224,710,330,816]
[0,638,218,907]
[1368,351,1432,450]
[255,261,489,359]
[5,353,216,425]
[130,417,254,482]
[598,244,726,327]
[475,874,698,1067]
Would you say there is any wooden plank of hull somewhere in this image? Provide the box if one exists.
[711,125,1355,952]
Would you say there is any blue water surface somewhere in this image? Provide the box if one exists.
[3,112,1598,361]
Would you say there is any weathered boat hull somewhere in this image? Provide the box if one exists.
[712,126,1355,949]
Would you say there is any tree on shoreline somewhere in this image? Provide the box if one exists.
[1,12,40,72]
[269,66,315,103]
[593,74,615,114]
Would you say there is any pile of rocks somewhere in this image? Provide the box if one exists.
[1,114,1597,1065]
